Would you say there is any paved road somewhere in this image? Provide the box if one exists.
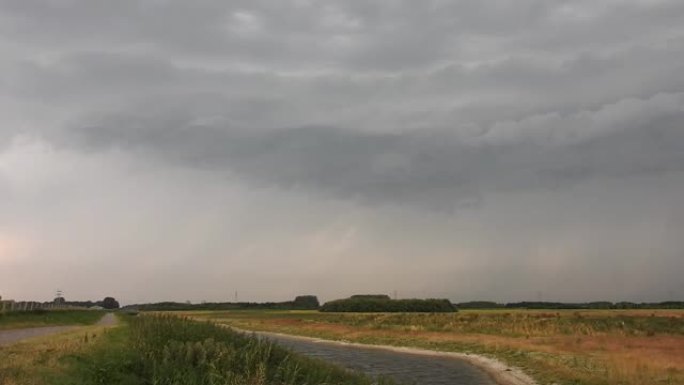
[258,332,497,385]
[0,312,118,347]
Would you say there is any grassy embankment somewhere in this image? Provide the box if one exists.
[193,309,684,385]
[0,321,115,385]
[0,309,105,330]
[1,314,392,385]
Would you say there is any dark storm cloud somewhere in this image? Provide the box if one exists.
[2,0,683,209]
[63,91,684,210]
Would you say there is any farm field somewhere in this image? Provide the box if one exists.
[191,309,684,385]
[0,310,105,330]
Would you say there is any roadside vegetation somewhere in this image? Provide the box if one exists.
[23,314,391,385]
[0,309,105,330]
[198,309,684,385]
[0,322,113,385]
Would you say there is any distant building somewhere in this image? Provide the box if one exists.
[1,298,16,312]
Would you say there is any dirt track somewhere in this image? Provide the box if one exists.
[96,312,118,326]
[0,325,78,346]
[0,313,118,347]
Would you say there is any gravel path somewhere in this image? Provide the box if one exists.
[0,312,118,347]
[0,325,78,346]
[96,312,118,326]
[255,332,498,385]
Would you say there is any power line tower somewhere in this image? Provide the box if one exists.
[54,289,64,308]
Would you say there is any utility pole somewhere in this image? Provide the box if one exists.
[234,290,238,303]
[56,289,63,308]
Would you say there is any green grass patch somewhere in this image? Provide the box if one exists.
[0,310,105,330]
[51,314,394,385]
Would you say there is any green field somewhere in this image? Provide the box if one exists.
[192,309,684,385]
[0,310,105,330]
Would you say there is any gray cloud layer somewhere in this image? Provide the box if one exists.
[1,0,683,303]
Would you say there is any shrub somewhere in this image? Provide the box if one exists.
[102,297,120,309]
[320,298,456,313]
[292,295,320,309]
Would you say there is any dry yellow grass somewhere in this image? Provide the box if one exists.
[0,325,114,385]
[195,309,684,385]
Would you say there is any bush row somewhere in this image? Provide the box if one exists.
[320,298,456,313]
[126,296,320,312]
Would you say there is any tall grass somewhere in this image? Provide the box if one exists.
[313,311,684,337]
[56,314,393,385]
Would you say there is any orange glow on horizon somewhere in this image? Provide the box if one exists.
[0,234,22,262]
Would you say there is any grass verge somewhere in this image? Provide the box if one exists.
[47,314,393,385]
[0,323,114,385]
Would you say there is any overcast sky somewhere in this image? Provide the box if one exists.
[1,0,683,305]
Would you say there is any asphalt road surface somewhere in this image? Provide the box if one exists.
[0,312,117,347]
[257,332,497,385]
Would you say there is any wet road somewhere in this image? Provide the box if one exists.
[0,312,118,346]
[258,332,497,385]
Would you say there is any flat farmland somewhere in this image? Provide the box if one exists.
[190,309,684,385]
[0,310,105,331]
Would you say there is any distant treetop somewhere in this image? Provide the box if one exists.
[349,294,391,300]
[292,295,320,309]
[321,297,456,313]
[102,297,120,309]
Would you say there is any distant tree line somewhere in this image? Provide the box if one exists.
[1,296,119,312]
[455,301,684,309]
[53,297,119,309]
[124,296,320,312]
[119,296,684,313]
[455,301,505,309]
[350,294,392,300]
[321,297,456,312]
[58,297,119,309]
